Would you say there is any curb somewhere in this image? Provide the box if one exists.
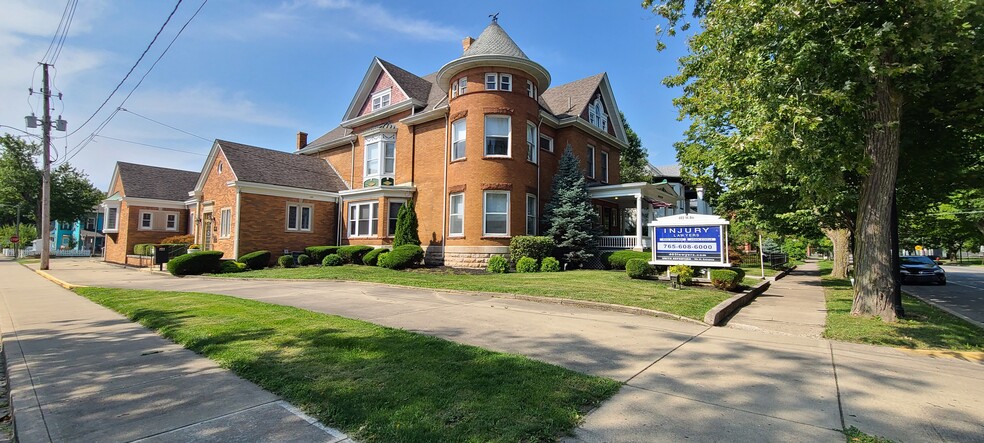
[896,348,984,363]
[703,280,771,326]
[772,265,797,281]
[903,290,984,331]
[18,263,87,290]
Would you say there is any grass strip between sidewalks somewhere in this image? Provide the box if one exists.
[75,287,621,443]
[214,266,731,320]
[819,261,984,352]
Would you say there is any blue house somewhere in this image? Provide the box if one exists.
[50,210,104,255]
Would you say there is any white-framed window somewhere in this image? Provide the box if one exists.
[286,204,312,232]
[458,77,467,94]
[526,122,537,163]
[499,73,512,91]
[483,191,509,237]
[348,201,378,237]
[140,212,153,230]
[166,213,178,231]
[105,207,118,231]
[484,115,510,157]
[365,138,396,177]
[485,73,498,90]
[451,82,458,98]
[387,200,405,237]
[526,194,537,235]
[527,80,536,98]
[449,193,464,236]
[600,151,609,183]
[85,217,96,231]
[539,134,554,152]
[371,89,391,111]
[588,98,608,132]
[217,161,223,174]
[220,208,232,237]
[452,118,467,160]
[586,145,596,178]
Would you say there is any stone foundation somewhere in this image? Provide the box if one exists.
[429,246,510,269]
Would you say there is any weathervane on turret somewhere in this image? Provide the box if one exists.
[489,12,499,23]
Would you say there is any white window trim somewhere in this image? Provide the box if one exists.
[220,207,232,238]
[499,73,512,91]
[286,203,313,232]
[371,88,392,111]
[526,193,537,236]
[483,190,510,237]
[449,193,464,237]
[139,211,153,230]
[104,206,119,232]
[484,115,511,158]
[586,145,596,179]
[600,151,610,183]
[348,201,378,238]
[458,77,467,94]
[526,121,537,164]
[451,118,467,161]
[165,213,178,231]
[364,136,396,179]
[539,134,554,152]
[386,199,406,238]
[485,73,498,90]
[527,80,536,98]
[451,82,458,98]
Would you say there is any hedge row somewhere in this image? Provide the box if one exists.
[167,251,224,276]
[305,246,339,262]
[378,245,423,270]
[601,250,651,270]
[237,250,271,270]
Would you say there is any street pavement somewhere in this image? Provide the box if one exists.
[904,265,984,328]
[7,258,984,442]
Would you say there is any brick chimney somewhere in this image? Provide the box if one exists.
[296,131,308,150]
[462,37,475,52]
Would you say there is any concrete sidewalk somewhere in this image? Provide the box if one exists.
[725,261,828,338]
[16,258,984,442]
[0,260,349,442]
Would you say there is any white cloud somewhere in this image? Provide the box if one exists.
[128,86,300,129]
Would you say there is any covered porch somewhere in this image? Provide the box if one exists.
[587,182,679,251]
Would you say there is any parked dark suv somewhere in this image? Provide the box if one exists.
[900,256,946,285]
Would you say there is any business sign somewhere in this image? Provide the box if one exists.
[649,214,731,267]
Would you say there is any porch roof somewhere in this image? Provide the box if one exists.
[587,181,679,205]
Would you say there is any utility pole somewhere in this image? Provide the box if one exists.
[40,63,52,271]
[15,205,20,260]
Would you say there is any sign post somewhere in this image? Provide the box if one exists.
[9,235,19,244]
[648,213,731,268]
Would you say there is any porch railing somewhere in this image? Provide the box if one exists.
[599,236,651,250]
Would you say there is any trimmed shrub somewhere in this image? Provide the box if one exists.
[602,250,652,270]
[487,255,508,274]
[375,252,389,267]
[237,250,272,270]
[160,234,194,245]
[296,254,312,266]
[392,200,421,247]
[363,248,386,266]
[626,259,654,279]
[338,245,374,264]
[540,256,561,272]
[167,251,224,276]
[516,256,539,273]
[710,269,741,291]
[277,255,296,268]
[305,246,340,263]
[669,264,695,285]
[731,267,746,281]
[322,254,343,266]
[509,236,555,264]
[216,260,247,274]
[378,245,424,270]
[133,243,155,256]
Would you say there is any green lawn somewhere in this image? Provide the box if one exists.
[75,287,621,443]
[819,261,984,351]
[215,266,732,320]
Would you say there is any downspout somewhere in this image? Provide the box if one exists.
[233,187,242,258]
[411,124,416,185]
[441,113,448,263]
[335,196,342,247]
[535,116,543,235]
[349,139,356,188]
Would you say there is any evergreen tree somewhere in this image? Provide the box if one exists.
[619,112,649,183]
[543,146,600,267]
[393,199,420,247]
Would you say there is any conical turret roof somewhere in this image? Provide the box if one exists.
[461,22,529,59]
[437,20,550,91]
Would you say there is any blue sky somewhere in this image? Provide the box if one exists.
[1,0,696,190]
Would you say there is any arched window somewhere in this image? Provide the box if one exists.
[588,98,608,132]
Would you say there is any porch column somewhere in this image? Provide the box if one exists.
[635,193,644,251]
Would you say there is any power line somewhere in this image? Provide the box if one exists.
[63,0,184,138]
[119,107,211,141]
[94,134,207,156]
[48,0,79,65]
[42,0,77,63]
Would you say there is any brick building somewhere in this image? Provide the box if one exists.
[297,20,678,266]
[100,162,199,264]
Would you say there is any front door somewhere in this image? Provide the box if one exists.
[203,217,213,250]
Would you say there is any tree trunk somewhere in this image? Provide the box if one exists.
[852,74,902,322]
[823,227,851,279]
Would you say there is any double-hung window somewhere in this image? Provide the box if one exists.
[526,194,537,235]
[586,145,596,178]
[485,73,498,90]
[140,212,153,229]
[484,115,510,157]
[458,77,467,94]
[527,80,536,98]
[600,151,609,183]
[451,118,466,160]
[451,82,458,98]
[365,138,396,177]
[371,89,391,111]
[349,202,378,237]
[220,208,232,237]
[286,204,311,232]
[449,193,464,236]
[499,74,512,91]
[387,200,404,237]
[106,207,118,231]
[166,213,178,231]
[483,191,509,237]
[539,134,553,152]
[526,122,537,163]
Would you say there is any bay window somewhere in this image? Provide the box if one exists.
[483,191,509,236]
[349,202,378,237]
[484,115,510,157]
[449,193,464,236]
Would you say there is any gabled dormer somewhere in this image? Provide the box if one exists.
[539,72,627,145]
[340,58,432,128]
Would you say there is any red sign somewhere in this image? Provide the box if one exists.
[9,235,19,244]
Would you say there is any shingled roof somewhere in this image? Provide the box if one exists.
[539,73,606,119]
[216,140,347,192]
[116,162,199,201]
[306,125,353,150]
[460,22,529,59]
[379,58,433,104]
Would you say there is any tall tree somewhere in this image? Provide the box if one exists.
[619,112,649,183]
[50,162,104,226]
[543,146,600,267]
[644,0,983,321]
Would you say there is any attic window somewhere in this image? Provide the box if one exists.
[588,97,608,132]
[217,161,223,174]
[371,89,392,111]
[527,80,536,98]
